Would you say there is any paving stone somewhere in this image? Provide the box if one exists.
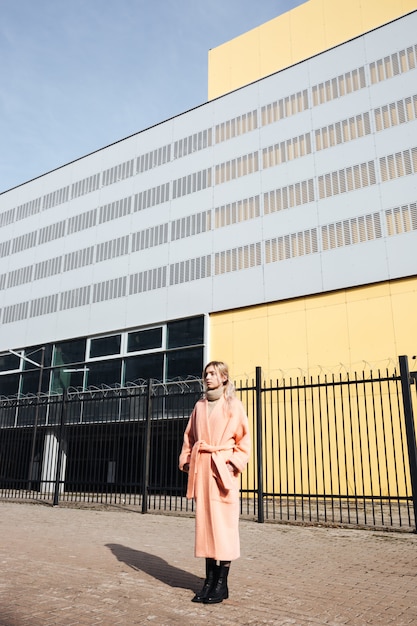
[0,502,416,625]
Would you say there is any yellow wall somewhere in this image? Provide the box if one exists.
[208,0,417,100]
[210,277,417,381]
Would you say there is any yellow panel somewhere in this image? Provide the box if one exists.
[267,308,308,377]
[213,29,261,107]
[304,289,347,309]
[232,315,269,375]
[256,14,293,87]
[320,0,363,50]
[266,297,305,315]
[390,277,417,295]
[360,0,417,29]
[287,0,326,71]
[305,302,351,373]
[390,284,417,356]
[343,282,391,302]
[346,294,397,369]
[209,277,417,381]
[208,0,417,99]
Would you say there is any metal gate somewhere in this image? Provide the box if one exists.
[1,356,416,531]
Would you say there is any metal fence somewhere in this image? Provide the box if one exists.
[1,356,417,531]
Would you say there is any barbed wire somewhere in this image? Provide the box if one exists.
[0,357,410,404]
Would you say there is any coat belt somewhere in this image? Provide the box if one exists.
[187,440,235,499]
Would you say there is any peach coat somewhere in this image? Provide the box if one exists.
[179,395,251,561]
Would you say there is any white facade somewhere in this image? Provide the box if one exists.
[1,12,417,352]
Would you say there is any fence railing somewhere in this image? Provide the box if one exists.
[1,357,416,531]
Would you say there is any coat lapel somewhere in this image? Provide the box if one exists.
[199,399,211,441]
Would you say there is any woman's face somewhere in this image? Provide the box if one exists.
[204,365,227,390]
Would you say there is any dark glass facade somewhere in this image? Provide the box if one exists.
[0,316,205,397]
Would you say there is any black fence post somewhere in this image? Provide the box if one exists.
[53,388,66,506]
[399,355,417,532]
[27,346,45,491]
[141,379,153,514]
[256,366,264,523]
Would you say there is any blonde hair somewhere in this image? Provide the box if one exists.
[203,360,235,402]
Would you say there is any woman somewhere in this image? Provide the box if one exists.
[179,361,251,604]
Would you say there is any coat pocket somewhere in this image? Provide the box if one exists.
[211,470,239,503]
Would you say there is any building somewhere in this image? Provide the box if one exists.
[1,0,417,397]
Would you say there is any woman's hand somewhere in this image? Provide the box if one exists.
[227,461,236,475]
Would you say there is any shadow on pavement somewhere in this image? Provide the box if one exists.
[106,543,201,591]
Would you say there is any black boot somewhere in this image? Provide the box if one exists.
[204,561,230,604]
[191,558,218,603]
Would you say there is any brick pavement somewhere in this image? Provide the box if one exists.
[0,501,416,626]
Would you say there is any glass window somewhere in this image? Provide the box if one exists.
[51,368,85,393]
[125,353,164,383]
[23,345,53,370]
[86,360,122,388]
[166,347,203,380]
[21,369,50,395]
[89,335,121,358]
[0,353,20,372]
[53,339,86,366]
[127,328,162,353]
[167,316,204,349]
[0,373,20,396]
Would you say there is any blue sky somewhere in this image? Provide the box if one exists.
[0,0,304,193]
